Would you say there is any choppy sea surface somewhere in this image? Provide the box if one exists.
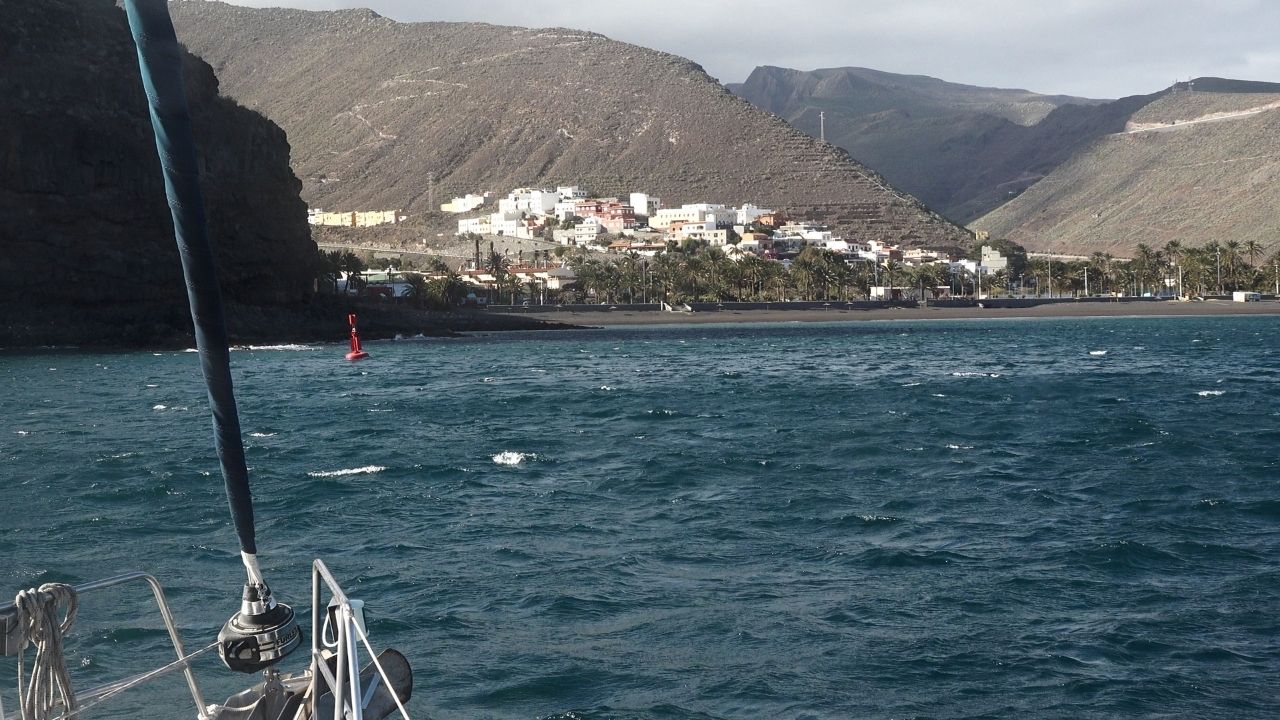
[3,316,1279,719]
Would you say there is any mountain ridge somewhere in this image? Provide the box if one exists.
[733,67,1280,228]
[168,1,970,248]
[972,90,1280,257]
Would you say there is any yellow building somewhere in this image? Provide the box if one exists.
[308,210,404,227]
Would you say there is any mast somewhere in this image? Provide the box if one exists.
[121,0,299,673]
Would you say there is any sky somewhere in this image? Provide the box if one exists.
[215,0,1280,99]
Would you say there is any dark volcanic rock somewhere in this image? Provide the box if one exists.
[0,0,319,347]
[168,2,970,248]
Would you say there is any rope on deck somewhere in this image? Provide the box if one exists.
[12,584,77,720]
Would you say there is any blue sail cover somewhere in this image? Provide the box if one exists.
[122,0,257,556]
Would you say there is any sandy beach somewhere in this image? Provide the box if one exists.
[512,300,1280,327]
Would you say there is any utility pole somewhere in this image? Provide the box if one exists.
[819,111,826,142]
[428,172,435,211]
[1216,245,1222,294]
[1085,267,1089,296]
[1048,257,1053,297]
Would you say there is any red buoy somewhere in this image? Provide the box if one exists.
[345,313,369,361]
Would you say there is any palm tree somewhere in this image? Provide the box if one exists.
[317,250,343,293]
[1243,240,1264,270]
[403,273,429,308]
[485,250,508,304]
[339,251,366,295]
[1133,244,1157,295]
[1225,240,1243,290]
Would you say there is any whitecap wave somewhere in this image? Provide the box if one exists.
[901,382,922,387]
[307,465,387,478]
[600,385,614,391]
[152,404,167,411]
[951,372,1001,378]
[15,430,29,436]
[492,451,535,466]
[1089,350,1108,356]
[235,344,317,352]
[946,444,974,450]
[248,432,277,438]
[1196,390,1225,397]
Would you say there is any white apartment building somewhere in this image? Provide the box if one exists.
[736,204,771,225]
[498,188,558,217]
[557,186,589,201]
[667,220,729,246]
[553,200,579,221]
[457,216,493,235]
[574,217,606,245]
[980,245,1009,272]
[629,192,661,220]
[440,193,491,213]
[649,203,729,229]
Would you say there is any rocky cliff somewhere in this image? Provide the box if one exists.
[0,0,318,346]
[167,2,970,248]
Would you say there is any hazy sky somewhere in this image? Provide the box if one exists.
[215,0,1280,98]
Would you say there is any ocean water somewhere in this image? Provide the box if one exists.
[3,316,1279,719]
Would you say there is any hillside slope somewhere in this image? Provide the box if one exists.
[972,91,1280,256]
[0,0,318,346]
[731,66,1110,222]
[168,2,969,247]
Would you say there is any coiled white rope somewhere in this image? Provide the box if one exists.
[13,584,78,720]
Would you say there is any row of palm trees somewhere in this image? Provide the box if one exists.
[317,249,473,310]
[318,239,1280,308]
[565,240,1280,304]
[1017,241,1279,298]
[1131,240,1278,296]
[563,245,964,304]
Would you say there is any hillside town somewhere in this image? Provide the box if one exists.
[317,185,1020,306]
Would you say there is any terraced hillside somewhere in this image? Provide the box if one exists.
[168,2,969,247]
[972,92,1280,257]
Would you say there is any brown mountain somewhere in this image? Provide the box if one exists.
[731,66,1117,223]
[167,2,970,248]
[0,0,318,346]
[972,88,1280,257]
